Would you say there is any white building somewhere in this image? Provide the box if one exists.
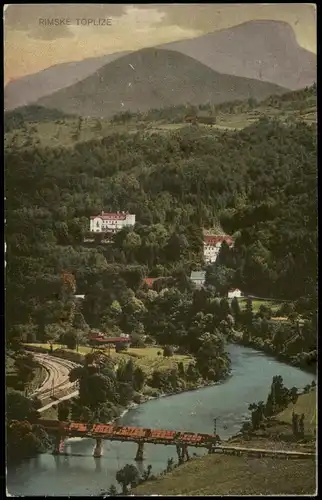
[228,288,243,299]
[90,211,136,233]
[190,271,206,289]
[204,235,233,264]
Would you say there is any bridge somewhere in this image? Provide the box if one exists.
[36,419,315,462]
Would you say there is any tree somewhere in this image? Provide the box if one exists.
[44,323,64,345]
[298,413,305,438]
[143,464,152,480]
[243,298,254,330]
[123,231,142,261]
[186,363,199,383]
[117,382,134,406]
[79,373,116,407]
[69,366,85,383]
[231,297,241,323]
[116,464,140,494]
[130,332,146,348]
[292,411,299,437]
[6,390,41,421]
[177,361,185,379]
[290,386,299,405]
[133,366,146,391]
[117,359,134,384]
[163,345,174,357]
[248,401,265,430]
[220,298,231,320]
[7,420,51,462]
[107,485,117,496]
[61,328,78,350]
[13,353,38,391]
[57,400,70,421]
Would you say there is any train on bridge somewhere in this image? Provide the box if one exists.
[34,420,314,461]
[37,419,221,459]
[38,419,220,447]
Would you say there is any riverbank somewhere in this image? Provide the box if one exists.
[133,389,317,496]
[31,343,231,421]
[40,372,228,423]
[7,344,316,497]
[228,330,317,375]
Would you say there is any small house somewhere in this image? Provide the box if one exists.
[228,288,243,299]
[190,271,206,289]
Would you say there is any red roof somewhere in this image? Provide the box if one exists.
[204,235,233,246]
[90,212,128,220]
[89,336,130,343]
[142,277,161,288]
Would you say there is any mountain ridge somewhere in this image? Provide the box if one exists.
[4,51,131,111]
[34,48,289,118]
[4,20,315,111]
[160,20,316,90]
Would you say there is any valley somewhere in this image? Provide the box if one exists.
[5,7,317,497]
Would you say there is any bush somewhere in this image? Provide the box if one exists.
[163,345,174,357]
[142,386,160,398]
[132,391,143,404]
[130,333,146,348]
[115,343,128,353]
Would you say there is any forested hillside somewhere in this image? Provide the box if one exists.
[4,85,316,150]
[6,117,316,344]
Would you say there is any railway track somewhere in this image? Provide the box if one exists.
[32,354,79,401]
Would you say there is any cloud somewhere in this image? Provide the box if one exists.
[4,3,128,40]
[4,3,316,83]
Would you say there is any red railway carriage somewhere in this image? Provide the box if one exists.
[88,332,131,348]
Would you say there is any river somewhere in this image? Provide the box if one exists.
[7,344,316,496]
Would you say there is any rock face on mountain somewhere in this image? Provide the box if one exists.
[35,48,288,118]
[160,20,316,90]
[4,51,130,110]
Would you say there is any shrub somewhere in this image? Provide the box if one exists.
[163,345,174,357]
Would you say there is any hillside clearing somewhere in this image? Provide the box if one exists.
[23,343,192,375]
[232,298,281,313]
[134,453,316,496]
[277,389,316,433]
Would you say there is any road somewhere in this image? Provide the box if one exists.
[214,444,315,460]
[32,353,79,404]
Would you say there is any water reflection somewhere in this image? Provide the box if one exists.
[94,458,102,473]
[53,454,62,470]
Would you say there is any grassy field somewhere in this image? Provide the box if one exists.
[228,389,317,451]
[134,454,316,496]
[277,389,317,434]
[24,343,192,376]
[232,298,281,314]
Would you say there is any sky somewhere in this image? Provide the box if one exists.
[4,3,316,84]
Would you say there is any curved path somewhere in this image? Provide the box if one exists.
[32,354,80,407]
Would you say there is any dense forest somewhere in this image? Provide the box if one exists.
[110,83,316,124]
[5,115,316,343]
